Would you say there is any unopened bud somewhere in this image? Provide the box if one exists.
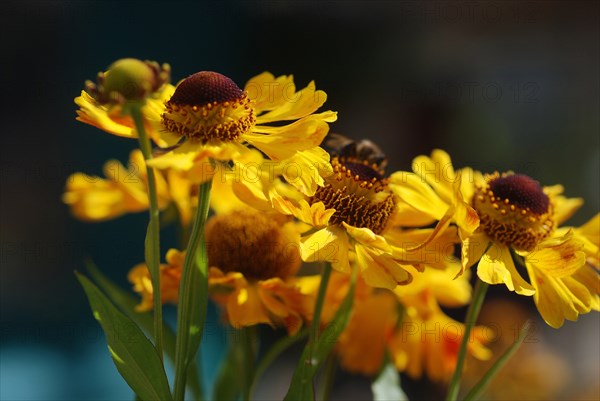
[85,58,170,105]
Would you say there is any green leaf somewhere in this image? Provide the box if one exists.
[76,272,172,401]
[85,261,204,400]
[173,180,212,400]
[283,267,357,401]
[372,362,408,401]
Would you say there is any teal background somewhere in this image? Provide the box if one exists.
[1,1,598,400]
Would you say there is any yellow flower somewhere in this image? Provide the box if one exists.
[280,137,444,289]
[463,174,583,292]
[127,206,313,335]
[63,149,170,221]
[205,209,312,334]
[143,71,335,189]
[128,248,184,312]
[461,171,599,326]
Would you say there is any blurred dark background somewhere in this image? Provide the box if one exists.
[1,1,598,400]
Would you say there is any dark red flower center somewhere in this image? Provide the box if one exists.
[169,71,243,106]
[488,174,549,215]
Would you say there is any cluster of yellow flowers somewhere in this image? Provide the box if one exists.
[66,59,599,399]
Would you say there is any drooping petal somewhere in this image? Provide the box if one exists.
[343,223,392,252]
[527,267,591,328]
[300,227,343,263]
[355,243,412,289]
[459,231,491,276]
[451,171,480,236]
[477,244,535,295]
[227,285,272,329]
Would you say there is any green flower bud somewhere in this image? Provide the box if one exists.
[85,58,170,105]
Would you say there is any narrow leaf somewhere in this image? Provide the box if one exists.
[85,261,203,400]
[173,180,212,400]
[76,272,172,401]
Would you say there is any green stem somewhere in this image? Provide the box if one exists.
[445,279,489,401]
[130,104,163,361]
[463,321,532,401]
[173,180,213,401]
[310,263,333,347]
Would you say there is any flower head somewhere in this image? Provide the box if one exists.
[281,136,448,289]
[161,72,255,144]
[473,172,553,252]
[85,58,171,105]
[205,208,312,334]
[145,71,337,192]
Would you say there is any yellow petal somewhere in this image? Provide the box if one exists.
[245,111,337,161]
[343,223,392,252]
[355,244,412,289]
[526,232,586,278]
[459,232,491,276]
[451,172,480,235]
[75,92,136,138]
[254,80,328,123]
[477,244,535,295]
[550,193,583,226]
[244,72,295,112]
[300,227,341,262]
[290,200,334,227]
[411,149,455,204]
[227,285,271,329]
[388,201,437,227]
[389,172,449,221]
[527,267,591,328]
[278,148,331,196]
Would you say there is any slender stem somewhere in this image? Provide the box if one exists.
[130,104,163,361]
[445,279,489,401]
[173,180,212,400]
[310,263,333,347]
[463,321,532,401]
